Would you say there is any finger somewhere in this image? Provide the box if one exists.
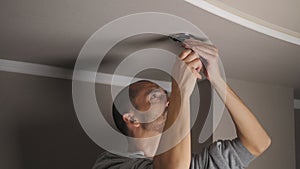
[185,42,218,52]
[179,49,192,60]
[192,69,202,79]
[183,40,219,57]
[184,39,208,46]
[188,58,202,71]
[182,43,189,48]
[196,62,204,72]
[191,46,216,62]
[185,42,218,54]
[184,39,216,50]
[185,43,218,56]
[183,51,198,63]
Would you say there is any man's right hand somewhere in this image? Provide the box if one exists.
[171,49,203,97]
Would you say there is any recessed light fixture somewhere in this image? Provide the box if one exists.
[185,0,300,46]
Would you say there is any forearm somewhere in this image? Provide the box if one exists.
[183,38,271,156]
[153,85,191,169]
[212,77,271,157]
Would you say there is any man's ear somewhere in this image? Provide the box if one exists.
[122,113,140,128]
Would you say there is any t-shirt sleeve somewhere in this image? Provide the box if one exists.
[92,152,153,169]
[191,137,256,169]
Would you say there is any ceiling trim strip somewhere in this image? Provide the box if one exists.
[185,0,300,46]
[1,59,299,105]
[0,59,171,91]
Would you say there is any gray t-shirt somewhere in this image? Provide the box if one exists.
[92,138,255,169]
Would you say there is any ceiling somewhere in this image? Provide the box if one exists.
[0,0,300,90]
[218,0,300,33]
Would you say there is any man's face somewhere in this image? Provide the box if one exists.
[129,81,169,134]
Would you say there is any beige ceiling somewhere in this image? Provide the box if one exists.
[0,0,300,89]
[218,0,300,33]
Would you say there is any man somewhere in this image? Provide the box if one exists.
[93,39,271,169]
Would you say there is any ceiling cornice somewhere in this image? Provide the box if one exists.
[185,0,300,45]
[0,59,171,91]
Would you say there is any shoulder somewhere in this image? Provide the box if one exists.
[92,151,153,169]
[191,138,256,169]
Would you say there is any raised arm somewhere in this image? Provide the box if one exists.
[212,78,271,157]
[184,39,271,157]
[153,49,203,169]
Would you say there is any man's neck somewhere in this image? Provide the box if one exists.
[127,135,161,158]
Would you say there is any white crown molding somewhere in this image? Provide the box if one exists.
[295,99,300,110]
[2,59,299,109]
[0,59,171,91]
[0,59,73,80]
[185,0,300,46]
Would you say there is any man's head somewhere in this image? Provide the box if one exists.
[112,80,169,138]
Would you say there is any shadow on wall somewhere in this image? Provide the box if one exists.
[0,72,102,169]
[16,119,102,169]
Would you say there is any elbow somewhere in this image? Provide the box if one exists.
[261,136,272,153]
[254,136,272,157]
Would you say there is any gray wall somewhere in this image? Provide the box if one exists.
[0,71,103,169]
[0,71,213,169]
[213,78,296,169]
[295,109,300,169]
[0,71,297,169]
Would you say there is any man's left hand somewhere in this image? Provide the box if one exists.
[183,39,222,83]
